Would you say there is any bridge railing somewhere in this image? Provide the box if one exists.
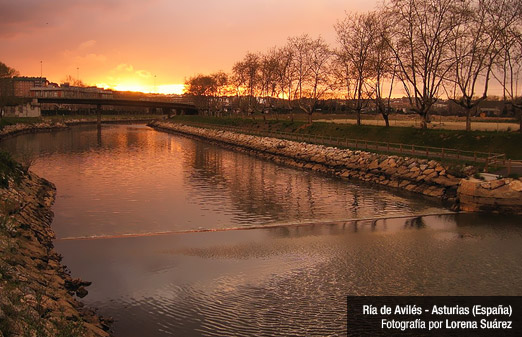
[177,121,508,168]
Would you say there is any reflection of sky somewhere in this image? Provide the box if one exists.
[1,124,446,239]
[2,125,519,337]
[54,214,522,337]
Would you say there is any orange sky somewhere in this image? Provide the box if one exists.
[0,0,378,94]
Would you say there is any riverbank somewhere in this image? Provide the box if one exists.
[168,115,522,160]
[0,116,163,141]
[149,121,522,214]
[149,121,461,201]
[0,153,110,336]
[0,121,69,141]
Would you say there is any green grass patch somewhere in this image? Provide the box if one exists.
[0,151,25,188]
[0,117,42,130]
[168,115,522,159]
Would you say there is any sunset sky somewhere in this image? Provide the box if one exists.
[1,0,378,94]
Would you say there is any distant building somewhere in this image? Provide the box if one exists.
[30,85,115,112]
[30,85,113,99]
[13,77,48,97]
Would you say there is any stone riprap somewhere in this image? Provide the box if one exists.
[149,121,462,201]
[458,178,522,213]
[0,166,110,336]
[0,122,68,141]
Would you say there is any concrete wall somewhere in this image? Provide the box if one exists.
[2,102,41,117]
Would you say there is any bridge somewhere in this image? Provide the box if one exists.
[35,97,198,124]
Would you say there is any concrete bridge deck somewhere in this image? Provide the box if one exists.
[36,97,198,114]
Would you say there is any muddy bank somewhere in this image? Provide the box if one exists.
[0,156,110,336]
[149,121,522,214]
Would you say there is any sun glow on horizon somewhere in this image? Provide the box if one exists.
[96,82,185,95]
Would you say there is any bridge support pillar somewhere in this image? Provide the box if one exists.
[163,107,172,119]
[96,104,102,128]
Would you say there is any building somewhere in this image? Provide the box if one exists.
[30,84,113,99]
[13,77,48,97]
[30,85,115,112]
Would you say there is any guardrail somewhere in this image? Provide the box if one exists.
[176,121,509,169]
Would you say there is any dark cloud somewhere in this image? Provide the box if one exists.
[0,0,132,38]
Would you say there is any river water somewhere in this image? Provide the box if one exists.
[1,124,521,336]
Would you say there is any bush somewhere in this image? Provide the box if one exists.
[0,151,23,188]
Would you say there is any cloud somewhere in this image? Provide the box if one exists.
[0,0,142,38]
[116,63,134,72]
[136,70,152,78]
[78,40,96,50]
[113,64,152,78]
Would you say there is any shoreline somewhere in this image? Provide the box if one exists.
[148,121,522,214]
[0,160,110,336]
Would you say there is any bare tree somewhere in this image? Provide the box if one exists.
[447,0,519,131]
[493,6,522,132]
[184,72,229,115]
[232,53,261,118]
[61,75,86,87]
[335,12,376,126]
[288,34,331,124]
[384,0,460,128]
[273,46,296,120]
[258,48,280,120]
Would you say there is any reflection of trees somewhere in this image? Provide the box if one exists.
[2,125,447,230]
[404,216,426,229]
[0,125,166,159]
[181,137,442,226]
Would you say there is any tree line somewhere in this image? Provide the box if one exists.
[184,0,522,131]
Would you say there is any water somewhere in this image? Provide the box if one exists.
[2,124,521,336]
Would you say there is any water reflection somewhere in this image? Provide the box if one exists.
[3,125,520,336]
[54,214,522,337]
[0,124,445,239]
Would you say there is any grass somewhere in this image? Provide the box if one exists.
[0,151,25,188]
[0,117,42,129]
[168,115,522,160]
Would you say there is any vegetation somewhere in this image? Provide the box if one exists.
[0,116,42,129]
[0,151,25,188]
[169,115,522,159]
[0,61,21,118]
[184,0,522,132]
[0,61,18,78]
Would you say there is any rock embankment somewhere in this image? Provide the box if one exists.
[149,121,462,201]
[0,122,68,141]
[458,178,522,213]
[0,159,110,336]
